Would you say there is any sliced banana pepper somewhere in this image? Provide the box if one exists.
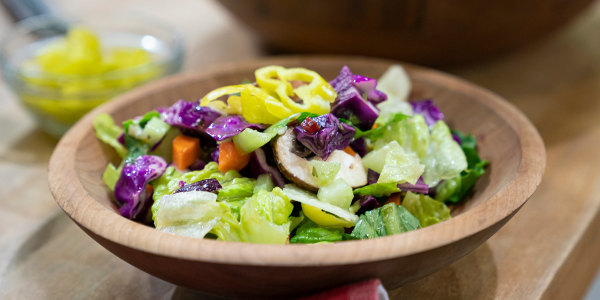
[256,66,337,115]
[200,66,337,124]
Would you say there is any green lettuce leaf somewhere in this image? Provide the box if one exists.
[150,166,183,222]
[375,65,413,123]
[422,121,467,186]
[289,219,344,244]
[311,160,341,186]
[217,177,256,201]
[353,182,399,197]
[254,173,275,193]
[233,113,300,153]
[373,114,430,159]
[180,162,221,183]
[237,188,293,244]
[93,113,127,158]
[436,131,489,203]
[363,140,424,184]
[402,192,451,227]
[349,203,420,240]
[102,162,123,191]
[317,179,354,209]
[154,191,226,239]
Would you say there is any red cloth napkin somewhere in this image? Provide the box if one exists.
[299,278,389,300]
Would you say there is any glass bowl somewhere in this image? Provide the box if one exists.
[0,14,184,137]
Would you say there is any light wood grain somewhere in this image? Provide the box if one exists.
[47,56,544,298]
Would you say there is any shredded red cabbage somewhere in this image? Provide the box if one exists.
[357,195,380,210]
[410,99,444,128]
[174,178,222,194]
[352,75,388,105]
[158,99,221,131]
[367,169,380,185]
[397,176,429,194]
[329,66,385,130]
[114,155,167,220]
[247,148,286,188]
[205,115,266,142]
[349,137,367,157]
[294,113,355,160]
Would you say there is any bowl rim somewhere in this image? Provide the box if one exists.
[48,55,546,267]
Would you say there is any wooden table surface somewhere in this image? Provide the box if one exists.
[1,0,600,299]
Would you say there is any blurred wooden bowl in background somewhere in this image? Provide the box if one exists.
[218,0,594,66]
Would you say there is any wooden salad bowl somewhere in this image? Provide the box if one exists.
[217,0,593,65]
[48,56,545,299]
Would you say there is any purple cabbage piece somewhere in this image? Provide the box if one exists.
[205,115,266,142]
[367,169,380,185]
[410,99,444,128]
[352,75,387,105]
[329,66,384,130]
[349,137,367,157]
[174,178,222,194]
[357,195,380,210]
[189,159,206,171]
[117,133,125,146]
[114,155,167,220]
[247,148,286,188]
[452,133,462,145]
[397,177,429,194]
[159,100,222,131]
[210,145,220,163]
[294,113,355,160]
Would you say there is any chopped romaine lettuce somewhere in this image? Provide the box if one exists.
[378,143,423,185]
[317,179,354,209]
[349,203,420,239]
[289,219,344,244]
[93,113,127,158]
[311,160,341,186]
[233,113,300,153]
[363,140,424,185]
[436,131,489,203]
[155,191,224,238]
[373,114,430,159]
[254,173,275,193]
[102,163,122,191]
[283,184,358,226]
[375,65,413,123]
[217,177,256,201]
[402,192,451,227]
[353,182,399,197]
[422,121,467,186]
[236,187,293,244]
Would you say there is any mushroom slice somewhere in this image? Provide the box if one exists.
[273,128,367,191]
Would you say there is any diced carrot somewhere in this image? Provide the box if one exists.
[385,193,402,206]
[343,146,356,156]
[371,123,378,129]
[218,141,251,172]
[172,134,200,170]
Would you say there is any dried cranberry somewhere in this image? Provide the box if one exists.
[301,117,320,134]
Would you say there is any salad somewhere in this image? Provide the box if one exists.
[93,64,488,244]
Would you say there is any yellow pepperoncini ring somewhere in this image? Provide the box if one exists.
[199,66,338,124]
[199,84,245,115]
[255,66,337,115]
[200,84,293,124]
[240,85,292,124]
